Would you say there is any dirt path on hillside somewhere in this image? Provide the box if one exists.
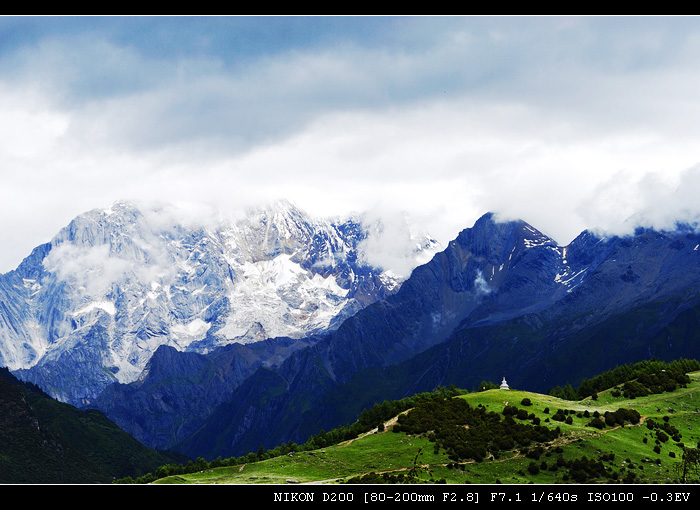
[341,410,410,446]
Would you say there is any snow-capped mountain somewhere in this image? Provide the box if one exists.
[0,199,440,405]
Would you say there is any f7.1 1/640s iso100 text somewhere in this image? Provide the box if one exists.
[488,491,691,504]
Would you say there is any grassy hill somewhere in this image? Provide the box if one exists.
[149,366,700,485]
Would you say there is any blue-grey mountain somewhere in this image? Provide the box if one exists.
[160,213,700,460]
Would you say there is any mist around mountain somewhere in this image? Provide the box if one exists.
[0,199,439,406]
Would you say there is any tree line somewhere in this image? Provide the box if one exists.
[548,358,700,401]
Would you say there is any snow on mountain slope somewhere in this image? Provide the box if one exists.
[0,199,440,404]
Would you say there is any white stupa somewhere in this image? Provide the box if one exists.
[500,377,510,390]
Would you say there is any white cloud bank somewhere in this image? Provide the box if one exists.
[2,17,700,272]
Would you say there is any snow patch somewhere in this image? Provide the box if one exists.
[170,318,210,342]
[220,253,354,340]
[555,268,588,293]
[72,301,116,316]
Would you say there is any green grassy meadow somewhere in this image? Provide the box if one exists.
[153,371,700,485]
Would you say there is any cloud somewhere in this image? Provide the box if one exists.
[357,206,440,279]
[473,269,492,296]
[3,16,700,273]
[42,244,133,297]
[576,164,700,238]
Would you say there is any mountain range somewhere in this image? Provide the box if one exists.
[126,211,700,460]
[4,202,700,463]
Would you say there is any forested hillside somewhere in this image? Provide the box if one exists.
[0,368,184,483]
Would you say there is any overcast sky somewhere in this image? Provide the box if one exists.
[2,16,700,272]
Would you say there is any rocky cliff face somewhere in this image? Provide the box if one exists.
[1,199,439,406]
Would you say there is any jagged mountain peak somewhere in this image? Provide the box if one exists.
[2,199,440,405]
[53,200,143,245]
[459,212,556,248]
[444,212,561,286]
[239,198,313,232]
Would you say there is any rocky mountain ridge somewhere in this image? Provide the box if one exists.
[0,199,440,405]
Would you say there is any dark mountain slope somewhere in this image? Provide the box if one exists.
[328,291,700,406]
[89,335,316,450]
[0,367,183,483]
